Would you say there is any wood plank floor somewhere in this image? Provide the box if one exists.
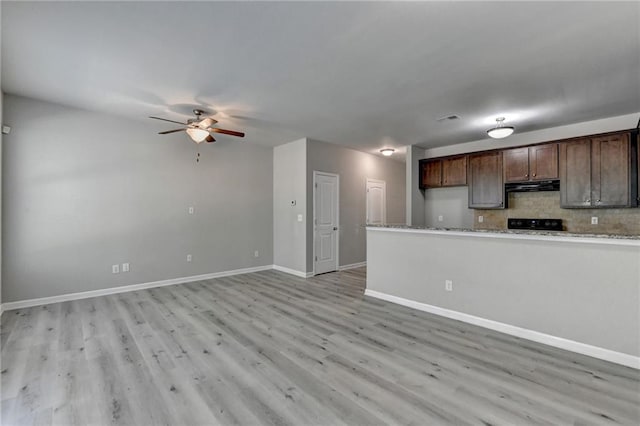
[1,267,639,425]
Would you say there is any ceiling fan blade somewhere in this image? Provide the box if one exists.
[197,117,218,129]
[149,116,188,125]
[205,135,216,143]
[209,128,245,138]
[158,128,186,135]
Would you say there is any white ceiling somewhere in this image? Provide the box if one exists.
[2,1,639,158]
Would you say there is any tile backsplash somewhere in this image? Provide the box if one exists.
[474,192,640,235]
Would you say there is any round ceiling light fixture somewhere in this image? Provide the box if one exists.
[487,117,515,139]
[380,148,395,156]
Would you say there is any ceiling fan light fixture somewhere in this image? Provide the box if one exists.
[487,117,515,139]
[186,128,210,143]
[380,148,395,156]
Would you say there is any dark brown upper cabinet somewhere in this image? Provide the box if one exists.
[560,132,638,208]
[468,151,504,209]
[419,156,467,189]
[420,159,442,189]
[503,144,558,183]
[559,139,591,207]
[442,156,467,186]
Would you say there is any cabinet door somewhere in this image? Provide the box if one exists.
[442,156,467,186]
[592,133,630,207]
[530,143,558,180]
[468,152,504,209]
[421,160,442,188]
[503,147,530,182]
[559,139,591,207]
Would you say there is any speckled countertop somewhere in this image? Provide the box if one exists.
[366,224,640,241]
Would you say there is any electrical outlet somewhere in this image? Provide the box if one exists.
[112,264,120,274]
[438,215,444,222]
[478,215,484,223]
[591,216,598,225]
[254,250,259,258]
[188,206,194,215]
[445,280,453,291]
[122,263,130,273]
[186,254,192,262]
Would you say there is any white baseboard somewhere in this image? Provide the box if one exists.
[272,265,313,278]
[1,265,273,313]
[365,289,640,370]
[339,261,366,271]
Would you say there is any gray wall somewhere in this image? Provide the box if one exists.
[367,229,640,357]
[0,90,3,305]
[406,145,425,226]
[2,94,273,302]
[423,186,474,228]
[306,139,405,272]
[273,138,307,273]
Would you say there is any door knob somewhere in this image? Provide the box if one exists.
[333,227,338,231]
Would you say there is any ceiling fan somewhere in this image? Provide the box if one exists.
[149,109,245,143]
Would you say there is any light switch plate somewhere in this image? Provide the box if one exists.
[122,263,130,272]
[591,217,598,225]
[297,214,303,222]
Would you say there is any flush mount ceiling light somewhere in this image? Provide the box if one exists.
[487,117,515,139]
[380,148,395,156]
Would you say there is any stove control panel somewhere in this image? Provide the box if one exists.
[507,218,563,231]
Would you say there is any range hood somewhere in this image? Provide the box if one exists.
[505,180,560,193]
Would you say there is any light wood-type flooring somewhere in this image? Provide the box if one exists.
[1,268,639,425]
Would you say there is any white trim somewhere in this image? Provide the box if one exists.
[366,226,640,247]
[272,264,313,278]
[1,265,273,312]
[365,178,387,225]
[364,289,640,370]
[338,261,367,271]
[313,171,340,276]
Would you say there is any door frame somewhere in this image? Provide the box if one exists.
[366,178,386,225]
[313,171,340,276]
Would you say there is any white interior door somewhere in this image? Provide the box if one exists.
[314,172,339,275]
[366,179,386,225]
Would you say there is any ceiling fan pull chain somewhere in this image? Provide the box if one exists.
[196,151,200,164]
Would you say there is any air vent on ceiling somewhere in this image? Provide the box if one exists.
[436,114,460,122]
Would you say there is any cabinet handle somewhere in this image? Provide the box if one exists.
[585,199,591,203]
[525,174,528,177]
[532,173,536,177]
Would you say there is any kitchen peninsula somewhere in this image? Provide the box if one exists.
[365,225,640,368]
